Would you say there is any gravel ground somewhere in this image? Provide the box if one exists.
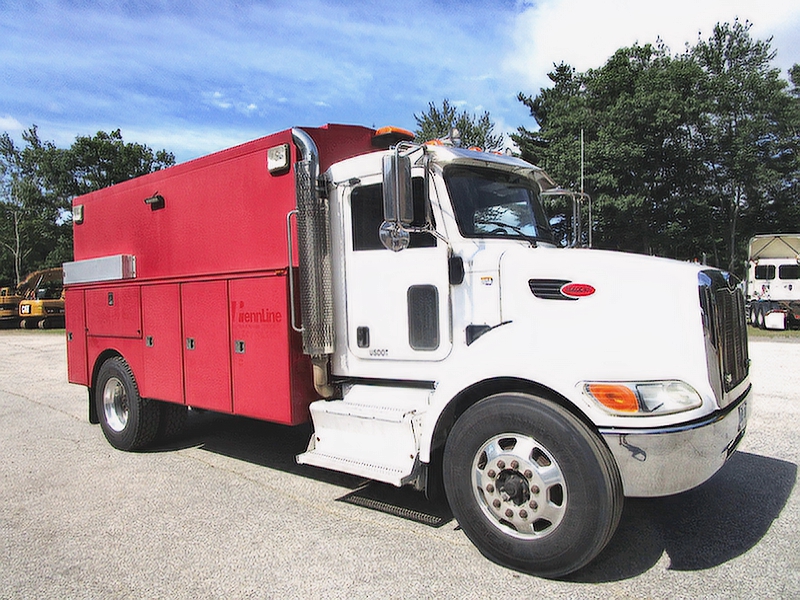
[0,330,797,599]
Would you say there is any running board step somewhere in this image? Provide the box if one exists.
[296,385,430,487]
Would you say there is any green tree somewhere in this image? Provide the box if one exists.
[513,22,799,274]
[414,99,504,151]
[65,129,175,197]
[0,127,175,286]
[693,20,798,271]
[514,44,706,256]
[0,127,66,285]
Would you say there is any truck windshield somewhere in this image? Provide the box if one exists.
[444,165,555,245]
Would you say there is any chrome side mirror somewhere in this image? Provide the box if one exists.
[380,152,413,252]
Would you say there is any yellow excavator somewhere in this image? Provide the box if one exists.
[0,285,23,327]
[16,268,65,329]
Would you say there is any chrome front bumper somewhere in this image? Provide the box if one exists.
[599,386,751,497]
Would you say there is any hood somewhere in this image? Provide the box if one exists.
[497,245,710,382]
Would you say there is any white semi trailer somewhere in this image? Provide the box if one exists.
[747,234,800,329]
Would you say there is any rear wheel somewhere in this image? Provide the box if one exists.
[756,305,766,329]
[156,401,188,442]
[443,392,623,578]
[95,356,160,451]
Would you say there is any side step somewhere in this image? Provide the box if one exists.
[296,384,430,487]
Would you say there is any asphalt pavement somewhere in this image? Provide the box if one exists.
[0,330,798,599]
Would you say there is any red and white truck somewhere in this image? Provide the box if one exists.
[746,233,800,329]
[64,123,751,577]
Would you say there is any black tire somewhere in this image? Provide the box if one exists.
[443,392,623,578]
[756,305,766,329]
[156,401,188,442]
[95,356,160,451]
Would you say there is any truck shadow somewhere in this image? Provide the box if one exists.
[156,412,796,580]
[569,451,797,582]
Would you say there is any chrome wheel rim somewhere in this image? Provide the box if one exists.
[471,433,567,539]
[102,376,129,433]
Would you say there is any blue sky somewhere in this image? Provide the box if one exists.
[2,0,799,163]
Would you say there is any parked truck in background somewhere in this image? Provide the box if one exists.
[63,123,751,578]
[747,234,800,330]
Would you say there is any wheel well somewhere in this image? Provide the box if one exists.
[88,350,123,424]
[425,378,597,497]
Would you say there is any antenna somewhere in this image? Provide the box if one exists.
[581,129,591,248]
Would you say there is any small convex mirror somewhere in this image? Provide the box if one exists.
[379,221,410,252]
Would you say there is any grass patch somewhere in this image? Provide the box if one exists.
[747,325,800,341]
[0,326,65,336]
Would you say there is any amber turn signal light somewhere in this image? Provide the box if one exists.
[586,384,639,413]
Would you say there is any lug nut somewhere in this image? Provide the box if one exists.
[487,469,496,479]
[493,499,502,509]
[529,501,538,510]
[510,460,519,470]
[531,485,540,495]
[505,509,514,518]
[519,509,528,519]
[497,460,505,469]
[524,469,533,479]
[486,484,495,493]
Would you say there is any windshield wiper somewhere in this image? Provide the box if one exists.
[475,220,538,247]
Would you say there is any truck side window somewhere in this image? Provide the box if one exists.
[755,265,776,280]
[351,179,436,251]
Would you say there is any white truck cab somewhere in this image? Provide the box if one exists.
[295,138,750,577]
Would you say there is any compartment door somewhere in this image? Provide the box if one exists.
[141,284,184,404]
[229,276,297,423]
[181,280,232,412]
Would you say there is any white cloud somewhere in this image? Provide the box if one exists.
[507,0,800,93]
[3,0,796,163]
[121,125,257,162]
[0,115,25,134]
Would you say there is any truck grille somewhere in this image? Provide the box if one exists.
[699,270,749,406]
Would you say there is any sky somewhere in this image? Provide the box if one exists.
[1,0,799,163]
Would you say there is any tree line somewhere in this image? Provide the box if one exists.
[417,21,799,275]
[0,128,174,286]
[2,20,797,284]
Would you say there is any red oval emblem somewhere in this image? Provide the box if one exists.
[561,283,596,298]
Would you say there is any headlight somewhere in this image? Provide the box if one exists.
[582,381,702,416]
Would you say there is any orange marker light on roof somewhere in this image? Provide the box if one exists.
[374,126,414,139]
[372,126,415,148]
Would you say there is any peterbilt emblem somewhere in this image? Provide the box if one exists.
[529,279,595,301]
[560,282,596,298]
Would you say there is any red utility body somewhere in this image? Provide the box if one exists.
[65,124,376,425]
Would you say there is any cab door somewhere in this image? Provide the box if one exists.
[342,177,451,363]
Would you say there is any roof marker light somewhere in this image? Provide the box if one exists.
[372,126,415,148]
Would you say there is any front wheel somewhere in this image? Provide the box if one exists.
[95,356,160,451]
[443,393,623,578]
